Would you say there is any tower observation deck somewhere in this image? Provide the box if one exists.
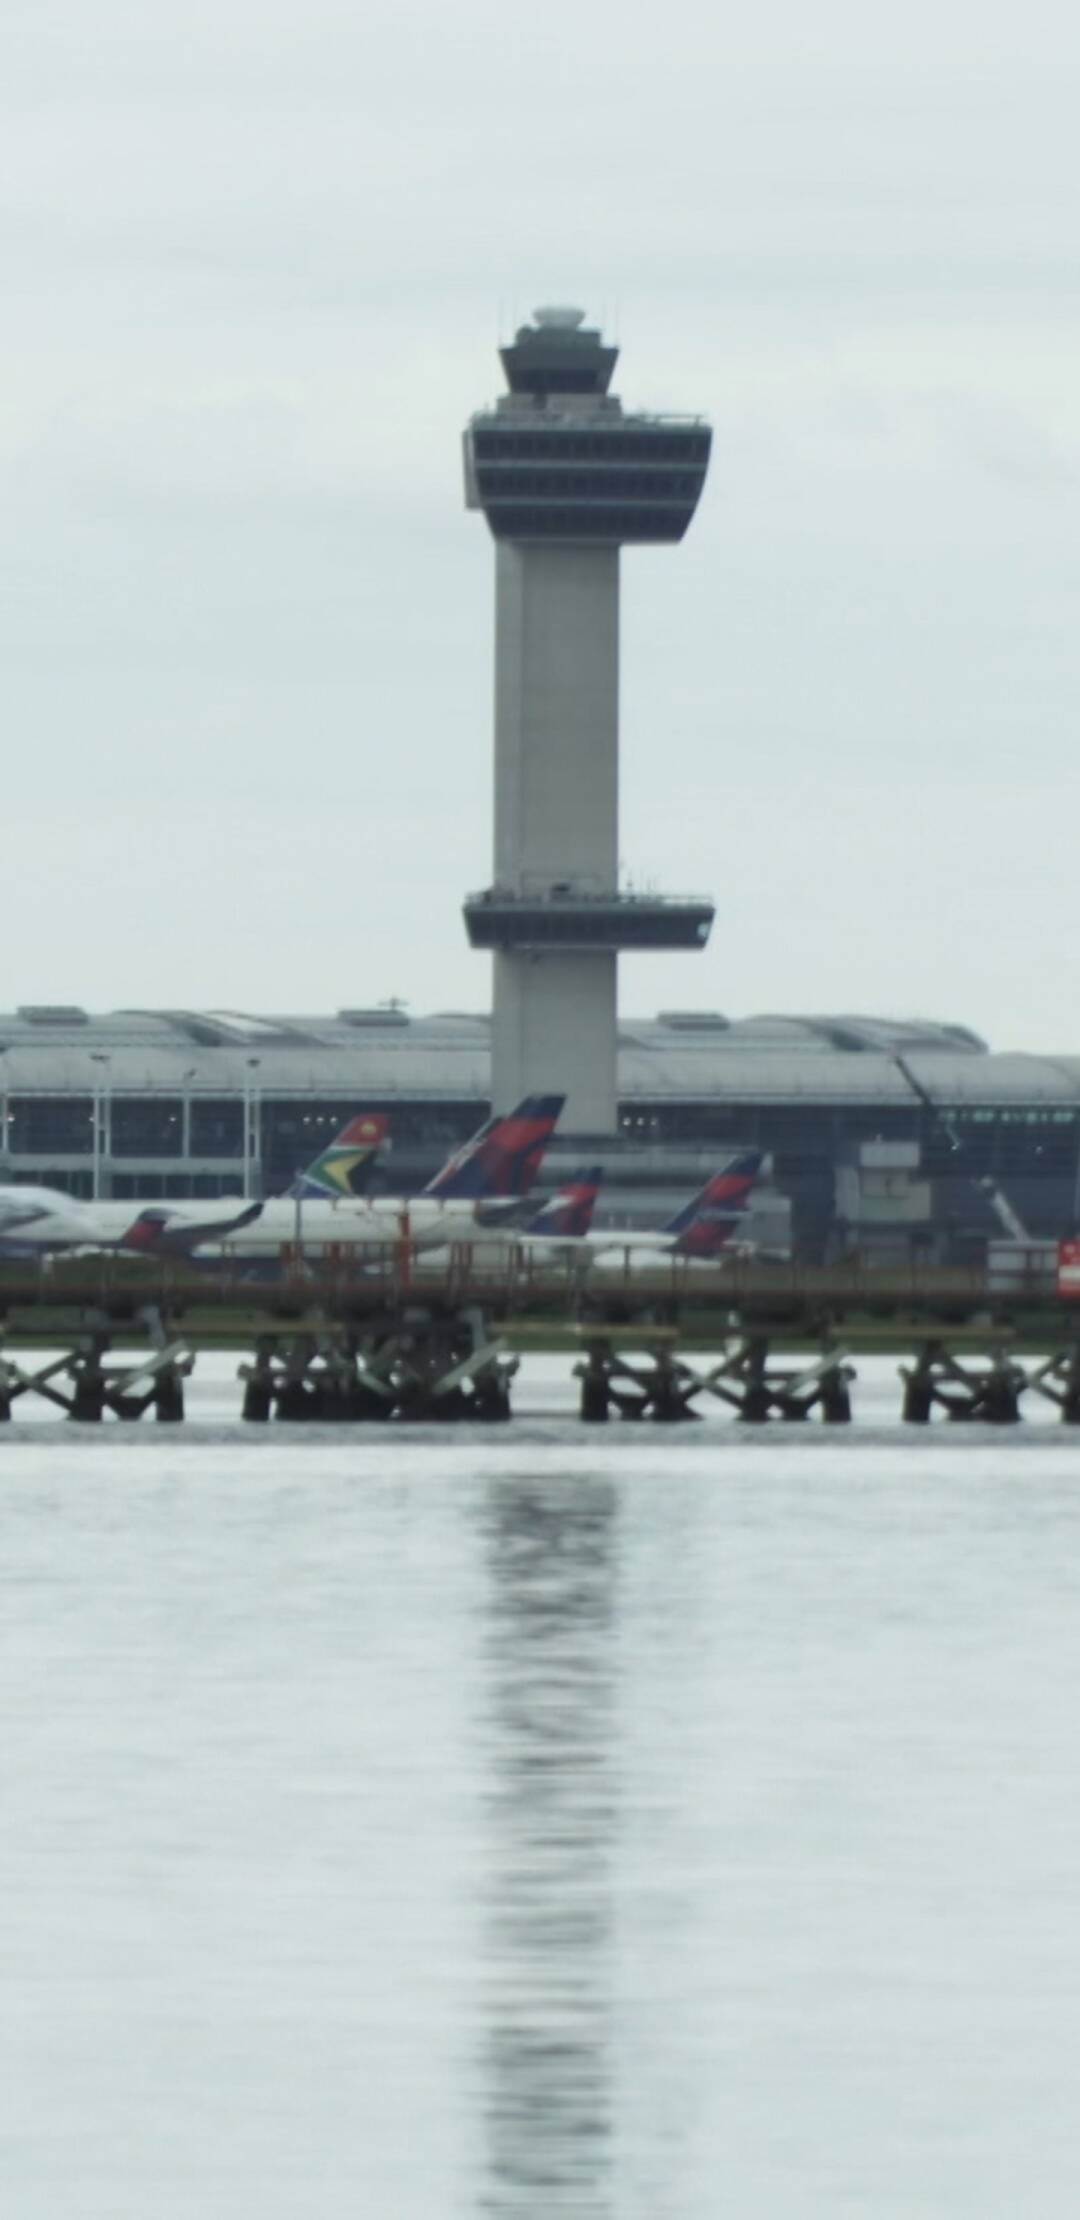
[462,307,714,1133]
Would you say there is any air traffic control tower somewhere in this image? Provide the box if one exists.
[463,306,714,1133]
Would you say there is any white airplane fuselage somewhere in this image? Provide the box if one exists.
[0,1188,527,1261]
[196,1195,515,1261]
[409,1228,784,1278]
[406,1227,697,1277]
[0,1186,258,1255]
[0,1186,104,1252]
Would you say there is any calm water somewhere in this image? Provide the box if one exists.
[3,1356,1080,2215]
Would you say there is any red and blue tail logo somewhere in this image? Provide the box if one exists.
[526,1165,603,1239]
[664,1151,764,1258]
[423,1095,565,1201]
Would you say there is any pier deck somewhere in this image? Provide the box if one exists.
[0,1250,1078,1425]
[0,1251,1065,1343]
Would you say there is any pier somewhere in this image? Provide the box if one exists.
[0,1249,1078,1425]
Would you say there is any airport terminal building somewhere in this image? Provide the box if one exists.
[1,1004,1078,1260]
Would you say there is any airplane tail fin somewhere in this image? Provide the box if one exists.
[286,1113,390,1201]
[423,1095,565,1201]
[663,1150,764,1258]
[525,1165,603,1239]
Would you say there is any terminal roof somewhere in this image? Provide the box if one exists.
[0,1008,1077,1108]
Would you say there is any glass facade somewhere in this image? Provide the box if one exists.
[190,1099,244,1158]
[112,1096,183,1157]
[2,1089,1078,1248]
[7,1097,94,1153]
[468,419,711,541]
[472,429,711,464]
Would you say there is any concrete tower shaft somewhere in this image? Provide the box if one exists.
[463,308,713,1134]
[492,947,617,1136]
[493,541,618,896]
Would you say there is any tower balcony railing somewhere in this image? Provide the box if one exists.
[468,407,710,428]
[463,887,715,952]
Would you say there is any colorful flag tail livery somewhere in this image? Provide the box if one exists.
[287,1114,390,1201]
[525,1166,604,1240]
[422,1095,565,1201]
[663,1151,765,1259]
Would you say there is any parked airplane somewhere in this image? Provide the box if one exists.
[524,1166,604,1242]
[128,1112,397,1255]
[586,1151,772,1267]
[0,1185,262,1258]
[415,1153,771,1278]
[0,1114,390,1259]
[124,1113,393,1252]
[0,1098,564,1264]
[197,1095,567,1263]
[414,1165,605,1270]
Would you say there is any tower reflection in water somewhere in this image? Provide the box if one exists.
[478,1473,618,2216]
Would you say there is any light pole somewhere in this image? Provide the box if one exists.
[243,1057,261,1200]
[89,1052,111,1201]
[0,1045,8,1175]
[181,1066,197,1179]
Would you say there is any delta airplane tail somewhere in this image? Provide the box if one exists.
[423,1095,565,1202]
[525,1166,603,1240]
[287,1114,390,1202]
[663,1151,765,1259]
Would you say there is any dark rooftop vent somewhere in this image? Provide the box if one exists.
[164,1014,228,1046]
[819,1023,872,1051]
[17,1004,88,1026]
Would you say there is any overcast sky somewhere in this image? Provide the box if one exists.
[4,0,1080,1048]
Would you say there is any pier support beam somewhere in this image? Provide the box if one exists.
[237,1311,519,1423]
[574,1334,854,1424]
[900,1342,1026,1424]
[1012,1344,1080,1425]
[0,1317,192,1422]
[709,1337,854,1424]
[575,1337,700,1423]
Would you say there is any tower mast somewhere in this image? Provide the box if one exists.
[463,306,713,1133]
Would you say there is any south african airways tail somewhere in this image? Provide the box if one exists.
[287,1114,390,1202]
